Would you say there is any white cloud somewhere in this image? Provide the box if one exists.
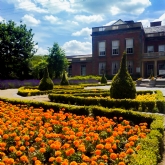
[22,14,41,26]
[154,13,165,26]
[43,15,61,24]
[0,16,5,22]
[74,15,104,24]
[138,19,150,27]
[72,27,91,37]
[104,20,116,26]
[62,40,92,56]
[35,45,49,55]
[6,0,48,13]
[66,20,79,26]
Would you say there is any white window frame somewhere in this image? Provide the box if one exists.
[112,61,119,75]
[147,46,154,53]
[99,62,106,75]
[127,61,133,75]
[159,45,165,52]
[81,65,86,76]
[112,26,118,30]
[126,39,133,54]
[112,40,119,55]
[99,41,106,56]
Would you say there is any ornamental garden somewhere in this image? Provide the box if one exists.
[0,52,164,165]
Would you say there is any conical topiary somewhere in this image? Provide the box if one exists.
[110,51,136,99]
[60,71,69,85]
[100,73,107,84]
[38,67,54,91]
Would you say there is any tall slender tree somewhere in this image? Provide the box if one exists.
[47,42,68,79]
[0,20,37,79]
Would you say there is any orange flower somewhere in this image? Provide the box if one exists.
[95,149,101,156]
[96,144,104,150]
[20,155,29,162]
[2,134,9,139]
[119,152,126,159]
[118,162,126,165]
[16,150,22,156]
[70,161,78,165]
[39,147,46,153]
[126,148,134,154]
[35,137,42,142]
[9,146,16,152]
[110,153,117,160]
[20,146,26,151]
[49,157,55,162]
[55,156,63,163]
[29,146,35,153]
[55,151,62,156]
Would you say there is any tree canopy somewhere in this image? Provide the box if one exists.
[0,20,37,79]
[47,42,68,78]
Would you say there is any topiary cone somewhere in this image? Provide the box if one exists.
[110,51,136,99]
[38,67,54,91]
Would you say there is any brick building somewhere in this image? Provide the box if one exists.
[67,19,165,78]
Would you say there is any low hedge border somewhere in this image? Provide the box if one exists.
[0,96,163,165]
[48,91,165,114]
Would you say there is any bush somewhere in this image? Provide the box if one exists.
[100,73,107,84]
[38,67,54,91]
[110,52,136,99]
[60,71,69,85]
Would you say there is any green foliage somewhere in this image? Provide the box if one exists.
[47,42,68,78]
[100,73,107,84]
[60,71,69,85]
[38,67,54,91]
[70,75,101,80]
[110,51,136,99]
[0,20,37,79]
[29,55,48,79]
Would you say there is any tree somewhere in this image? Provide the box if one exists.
[60,71,69,85]
[100,73,107,84]
[0,20,37,79]
[29,55,48,79]
[47,42,68,79]
[110,51,136,99]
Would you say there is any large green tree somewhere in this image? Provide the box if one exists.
[47,42,68,78]
[0,20,37,79]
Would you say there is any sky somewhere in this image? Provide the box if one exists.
[0,0,165,56]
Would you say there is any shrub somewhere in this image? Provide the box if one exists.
[110,51,136,99]
[60,71,69,85]
[100,73,107,84]
[38,67,54,91]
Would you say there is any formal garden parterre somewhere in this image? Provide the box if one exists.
[0,52,165,165]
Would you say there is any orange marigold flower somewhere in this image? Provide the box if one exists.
[9,146,16,152]
[55,151,62,156]
[55,156,63,163]
[110,153,117,160]
[49,157,55,162]
[112,143,117,150]
[35,160,42,165]
[118,162,126,165]
[20,146,26,151]
[16,150,22,156]
[96,144,104,150]
[39,147,46,153]
[95,149,101,155]
[70,161,78,165]
[29,147,35,153]
[119,152,127,159]
[20,155,29,162]
[126,148,134,154]
[82,155,90,162]
[14,136,20,141]
[2,134,9,139]
[102,154,108,160]
[35,137,42,142]
[80,163,88,165]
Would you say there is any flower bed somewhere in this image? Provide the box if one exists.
[0,101,155,165]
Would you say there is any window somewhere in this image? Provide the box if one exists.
[99,27,105,31]
[112,40,119,55]
[127,61,133,75]
[112,61,119,75]
[81,65,86,76]
[126,39,133,54]
[99,62,106,75]
[159,45,165,52]
[99,41,106,56]
[68,65,72,77]
[147,46,154,53]
[112,26,118,30]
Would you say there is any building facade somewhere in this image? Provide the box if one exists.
[67,19,165,78]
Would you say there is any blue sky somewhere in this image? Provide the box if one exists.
[0,0,165,56]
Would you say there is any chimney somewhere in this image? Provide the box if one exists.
[150,21,161,27]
